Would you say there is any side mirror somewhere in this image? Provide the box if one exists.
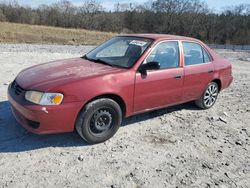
[139,61,160,74]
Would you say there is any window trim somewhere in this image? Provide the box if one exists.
[137,40,182,72]
[181,40,213,67]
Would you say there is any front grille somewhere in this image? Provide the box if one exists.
[11,80,25,95]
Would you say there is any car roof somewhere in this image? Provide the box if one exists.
[119,33,200,42]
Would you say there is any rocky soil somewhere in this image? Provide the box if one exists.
[0,44,249,188]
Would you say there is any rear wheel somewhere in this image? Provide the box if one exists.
[195,82,219,109]
[75,98,122,144]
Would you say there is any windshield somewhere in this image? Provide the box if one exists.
[84,36,153,68]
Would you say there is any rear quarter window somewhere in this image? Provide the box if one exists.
[202,48,211,63]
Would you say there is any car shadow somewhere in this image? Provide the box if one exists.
[0,101,86,153]
[0,100,200,153]
[123,102,200,126]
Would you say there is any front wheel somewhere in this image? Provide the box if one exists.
[75,98,122,144]
[195,82,219,109]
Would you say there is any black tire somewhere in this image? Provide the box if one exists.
[195,82,219,109]
[75,98,122,144]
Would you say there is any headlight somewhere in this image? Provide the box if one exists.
[25,91,63,105]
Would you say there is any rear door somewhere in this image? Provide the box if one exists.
[133,41,184,113]
[182,41,214,101]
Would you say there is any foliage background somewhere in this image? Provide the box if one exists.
[0,0,250,44]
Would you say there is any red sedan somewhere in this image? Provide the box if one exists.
[8,34,233,144]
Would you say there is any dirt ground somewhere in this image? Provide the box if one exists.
[0,22,115,45]
[0,44,249,188]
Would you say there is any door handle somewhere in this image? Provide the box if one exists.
[174,75,182,79]
[208,70,214,73]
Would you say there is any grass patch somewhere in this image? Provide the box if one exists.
[0,22,115,45]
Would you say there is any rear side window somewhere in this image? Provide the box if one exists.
[183,42,211,66]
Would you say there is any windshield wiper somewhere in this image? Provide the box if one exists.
[82,55,93,61]
[82,55,114,67]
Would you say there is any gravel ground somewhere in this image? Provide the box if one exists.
[0,44,249,188]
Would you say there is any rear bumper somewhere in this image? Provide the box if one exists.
[8,86,82,134]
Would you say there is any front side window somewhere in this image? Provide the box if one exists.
[84,36,152,68]
[144,41,180,69]
[183,42,211,66]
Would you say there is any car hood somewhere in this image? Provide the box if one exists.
[16,57,123,91]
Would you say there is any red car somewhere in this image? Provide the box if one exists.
[8,34,233,144]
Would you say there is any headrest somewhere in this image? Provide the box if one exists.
[190,50,201,58]
[166,48,175,55]
[125,45,142,57]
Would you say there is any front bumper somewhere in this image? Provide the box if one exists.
[8,85,82,134]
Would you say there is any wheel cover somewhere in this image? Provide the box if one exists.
[204,84,218,107]
[90,108,113,136]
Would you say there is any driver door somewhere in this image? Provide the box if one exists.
[133,41,184,113]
